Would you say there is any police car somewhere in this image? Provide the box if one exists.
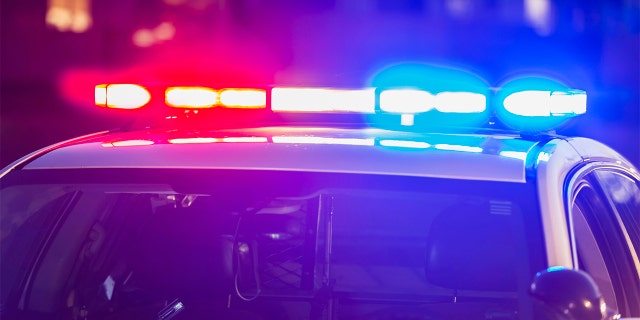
[1,76,639,320]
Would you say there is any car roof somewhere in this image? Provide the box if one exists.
[20,126,542,183]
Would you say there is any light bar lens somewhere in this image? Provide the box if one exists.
[380,90,486,114]
[219,89,266,108]
[272,88,375,113]
[166,87,218,108]
[503,90,587,117]
[380,89,434,113]
[95,84,151,109]
[435,92,486,113]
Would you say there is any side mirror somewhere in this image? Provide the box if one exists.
[530,267,619,320]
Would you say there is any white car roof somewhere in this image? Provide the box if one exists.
[21,126,541,183]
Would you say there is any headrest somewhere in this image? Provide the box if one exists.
[425,201,517,292]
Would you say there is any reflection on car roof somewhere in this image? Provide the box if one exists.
[24,127,540,183]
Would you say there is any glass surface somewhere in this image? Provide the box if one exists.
[0,169,543,319]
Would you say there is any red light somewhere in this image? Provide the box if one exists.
[95,84,151,109]
[165,87,218,108]
[219,89,266,108]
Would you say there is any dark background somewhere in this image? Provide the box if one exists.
[1,0,639,167]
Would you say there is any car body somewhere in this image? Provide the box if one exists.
[1,83,639,320]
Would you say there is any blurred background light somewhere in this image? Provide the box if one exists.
[46,0,92,33]
[524,0,553,36]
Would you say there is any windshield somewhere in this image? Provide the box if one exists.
[1,169,544,320]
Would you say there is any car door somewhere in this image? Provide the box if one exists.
[566,163,640,317]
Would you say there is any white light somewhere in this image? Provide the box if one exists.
[379,89,435,113]
[380,140,431,149]
[272,136,375,146]
[95,84,151,109]
[504,90,587,117]
[435,92,486,113]
[272,88,375,113]
[221,137,268,143]
[549,90,587,115]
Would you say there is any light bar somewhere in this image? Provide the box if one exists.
[503,90,587,117]
[95,84,151,109]
[166,87,218,108]
[272,88,375,113]
[219,89,266,108]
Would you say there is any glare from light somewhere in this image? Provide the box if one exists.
[536,152,552,164]
[166,87,218,108]
[221,137,268,143]
[379,140,431,149]
[70,10,91,33]
[95,84,151,109]
[46,6,72,31]
[499,151,528,160]
[132,29,155,47]
[504,90,586,117]
[379,89,435,113]
[219,89,267,108]
[525,0,553,36]
[546,266,565,272]
[272,136,375,146]
[46,0,92,33]
[435,92,486,113]
[168,138,219,144]
[102,140,154,147]
[154,22,175,41]
[272,88,375,113]
[434,144,483,153]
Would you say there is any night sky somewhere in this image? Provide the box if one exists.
[1,0,638,167]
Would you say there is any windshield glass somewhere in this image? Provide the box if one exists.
[1,169,544,320]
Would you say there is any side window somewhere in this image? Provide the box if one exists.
[570,172,640,317]
[571,185,619,311]
[594,170,640,252]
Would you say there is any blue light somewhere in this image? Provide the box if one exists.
[435,92,487,113]
[503,90,586,116]
[368,63,491,129]
[546,266,567,272]
[495,76,586,132]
